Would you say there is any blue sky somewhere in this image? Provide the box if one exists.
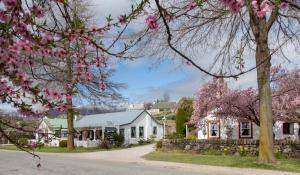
[112,58,198,103]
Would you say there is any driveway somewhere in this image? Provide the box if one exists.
[0,145,299,175]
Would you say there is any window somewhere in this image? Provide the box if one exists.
[209,122,219,137]
[131,127,136,138]
[239,122,252,138]
[119,129,125,137]
[153,126,157,135]
[283,123,294,135]
[139,127,144,138]
[54,130,61,138]
[61,130,68,138]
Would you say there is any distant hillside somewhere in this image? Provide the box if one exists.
[47,106,126,117]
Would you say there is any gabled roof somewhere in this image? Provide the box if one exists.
[152,102,177,110]
[44,117,68,129]
[74,110,145,128]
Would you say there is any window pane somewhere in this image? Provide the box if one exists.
[283,123,290,134]
[131,127,136,138]
[139,127,144,138]
[210,123,218,136]
[153,126,157,135]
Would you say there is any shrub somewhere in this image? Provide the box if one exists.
[238,146,248,156]
[100,140,110,149]
[165,133,184,139]
[59,140,67,147]
[138,139,145,145]
[18,138,28,146]
[186,134,197,141]
[112,133,124,147]
[156,140,163,149]
[223,147,230,155]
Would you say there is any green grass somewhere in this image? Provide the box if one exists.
[143,150,300,173]
[0,145,111,153]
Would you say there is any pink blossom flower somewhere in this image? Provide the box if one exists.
[32,4,45,18]
[118,15,126,25]
[279,2,289,10]
[145,15,158,30]
[188,0,198,10]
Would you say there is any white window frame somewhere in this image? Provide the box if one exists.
[239,122,252,138]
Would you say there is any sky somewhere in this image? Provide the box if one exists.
[88,0,300,104]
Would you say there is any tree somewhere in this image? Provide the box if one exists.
[0,0,147,156]
[29,0,125,150]
[176,97,193,135]
[191,67,300,134]
[136,0,300,163]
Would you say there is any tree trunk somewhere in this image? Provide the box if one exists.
[256,39,276,163]
[66,57,75,151]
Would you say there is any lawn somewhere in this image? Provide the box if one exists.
[143,150,300,173]
[0,145,111,153]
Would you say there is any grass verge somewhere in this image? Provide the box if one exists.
[143,150,300,173]
[0,145,103,153]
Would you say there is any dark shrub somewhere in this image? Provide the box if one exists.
[112,133,124,147]
[59,140,67,147]
[138,139,145,145]
[156,140,163,149]
[100,140,110,149]
[165,133,184,139]
[18,138,28,146]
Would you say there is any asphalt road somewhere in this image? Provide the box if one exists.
[0,148,299,175]
[0,150,203,175]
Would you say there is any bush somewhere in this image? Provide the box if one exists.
[156,140,163,149]
[165,133,184,139]
[138,139,145,145]
[18,138,28,146]
[238,146,248,156]
[112,133,124,147]
[100,140,110,149]
[59,140,67,147]
[186,134,197,141]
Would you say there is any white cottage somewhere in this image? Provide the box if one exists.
[197,114,300,140]
[74,110,164,146]
[36,117,68,146]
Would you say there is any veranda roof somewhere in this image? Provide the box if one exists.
[74,110,145,128]
[44,118,68,129]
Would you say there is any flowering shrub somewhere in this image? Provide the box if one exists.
[238,146,248,156]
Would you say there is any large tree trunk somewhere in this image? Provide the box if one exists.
[256,38,276,163]
[66,57,75,151]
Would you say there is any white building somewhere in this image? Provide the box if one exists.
[36,117,68,146]
[74,110,164,147]
[37,110,164,147]
[197,114,300,140]
[127,103,144,110]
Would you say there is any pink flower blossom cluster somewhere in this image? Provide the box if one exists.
[145,15,158,30]
[0,0,126,116]
[252,0,273,17]
[221,0,245,13]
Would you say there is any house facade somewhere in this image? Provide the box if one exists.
[197,114,300,140]
[74,110,164,146]
[36,117,68,146]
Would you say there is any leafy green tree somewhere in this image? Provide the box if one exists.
[175,98,193,135]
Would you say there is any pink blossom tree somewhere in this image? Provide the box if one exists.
[191,67,300,130]
[139,0,300,163]
[0,0,147,154]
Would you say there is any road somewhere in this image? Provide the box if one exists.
[0,145,299,175]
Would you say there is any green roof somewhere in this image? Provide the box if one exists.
[152,102,176,110]
[44,118,68,129]
[74,110,146,128]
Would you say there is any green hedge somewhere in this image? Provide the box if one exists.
[59,140,67,147]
